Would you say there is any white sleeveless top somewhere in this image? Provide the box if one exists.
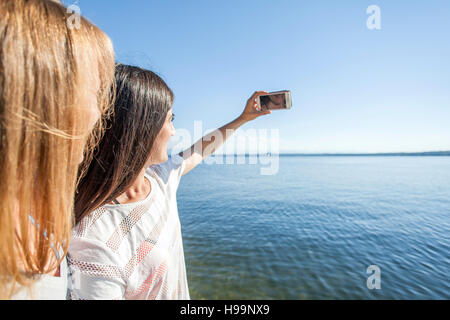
[67,155,190,300]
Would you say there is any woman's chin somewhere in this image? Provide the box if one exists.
[160,153,169,163]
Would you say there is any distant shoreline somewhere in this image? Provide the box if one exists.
[215,151,450,157]
[279,151,450,157]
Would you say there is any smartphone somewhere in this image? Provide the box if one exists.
[257,90,292,111]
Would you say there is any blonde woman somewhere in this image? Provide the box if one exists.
[0,0,115,299]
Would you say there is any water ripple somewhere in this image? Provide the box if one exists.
[179,156,450,299]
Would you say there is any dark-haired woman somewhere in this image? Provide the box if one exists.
[67,64,271,300]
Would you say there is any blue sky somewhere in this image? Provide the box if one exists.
[68,0,450,153]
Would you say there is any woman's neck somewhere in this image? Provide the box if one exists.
[115,167,151,204]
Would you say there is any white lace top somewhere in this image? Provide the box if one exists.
[67,155,190,300]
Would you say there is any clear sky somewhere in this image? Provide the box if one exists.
[66,0,450,153]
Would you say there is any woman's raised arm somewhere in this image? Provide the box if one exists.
[178,91,271,176]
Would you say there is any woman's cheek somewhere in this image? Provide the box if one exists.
[87,104,101,132]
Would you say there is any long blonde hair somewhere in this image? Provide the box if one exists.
[0,0,115,298]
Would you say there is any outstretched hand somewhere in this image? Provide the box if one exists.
[238,91,271,122]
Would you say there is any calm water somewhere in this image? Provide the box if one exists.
[177,156,450,299]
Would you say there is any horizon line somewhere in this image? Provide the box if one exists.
[170,150,450,156]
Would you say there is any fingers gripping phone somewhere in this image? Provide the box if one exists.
[256,90,292,111]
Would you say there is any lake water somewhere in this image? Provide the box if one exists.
[177,156,450,299]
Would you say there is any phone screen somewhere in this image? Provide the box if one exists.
[259,93,289,110]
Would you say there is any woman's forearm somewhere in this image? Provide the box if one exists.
[178,91,270,175]
[181,116,248,162]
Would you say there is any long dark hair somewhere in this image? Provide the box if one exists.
[75,64,174,223]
